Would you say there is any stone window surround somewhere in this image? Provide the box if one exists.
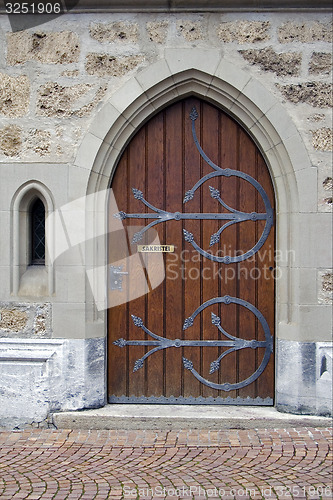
[10,181,55,296]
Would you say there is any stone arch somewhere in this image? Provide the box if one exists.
[11,181,55,296]
[78,51,309,334]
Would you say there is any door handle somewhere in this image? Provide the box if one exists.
[109,265,128,291]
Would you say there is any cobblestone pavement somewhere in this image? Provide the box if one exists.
[0,427,332,499]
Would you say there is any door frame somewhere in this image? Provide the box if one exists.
[77,49,310,409]
[107,97,276,404]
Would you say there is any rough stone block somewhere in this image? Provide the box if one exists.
[7,31,80,65]
[75,85,108,118]
[278,21,332,44]
[0,309,27,332]
[318,174,333,211]
[0,73,30,117]
[276,82,332,108]
[0,302,51,338]
[146,21,168,43]
[85,53,143,77]
[239,47,301,76]
[312,128,332,151]
[89,22,139,43]
[25,129,51,157]
[61,70,80,78]
[0,124,22,157]
[318,271,333,305]
[307,113,326,123]
[53,125,84,160]
[309,52,332,75]
[37,82,90,117]
[177,20,203,41]
[217,21,270,43]
[323,176,333,190]
[36,82,107,117]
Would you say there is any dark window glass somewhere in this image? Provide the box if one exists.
[31,198,45,265]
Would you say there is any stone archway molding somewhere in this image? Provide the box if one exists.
[80,50,309,204]
[77,49,310,333]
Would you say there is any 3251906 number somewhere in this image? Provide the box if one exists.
[5,3,62,14]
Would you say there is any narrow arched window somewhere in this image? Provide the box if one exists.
[30,198,45,265]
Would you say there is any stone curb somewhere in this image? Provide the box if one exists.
[52,404,332,430]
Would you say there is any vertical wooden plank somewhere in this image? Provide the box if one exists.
[237,129,258,399]
[218,114,239,398]
[108,151,129,399]
[165,101,184,398]
[183,97,202,398]
[146,113,165,397]
[256,153,275,400]
[201,102,220,397]
[127,126,147,397]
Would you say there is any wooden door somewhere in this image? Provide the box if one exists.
[108,97,275,405]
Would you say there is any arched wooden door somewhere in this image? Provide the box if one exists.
[108,97,275,405]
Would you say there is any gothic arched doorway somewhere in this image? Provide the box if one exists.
[108,97,275,405]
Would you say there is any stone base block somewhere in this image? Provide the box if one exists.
[0,337,106,429]
[276,338,332,417]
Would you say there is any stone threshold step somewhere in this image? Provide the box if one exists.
[52,405,332,430]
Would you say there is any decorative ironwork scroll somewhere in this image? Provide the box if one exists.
[113,295,273,392]
[182,295,273,391]
[114,107,274,264]
[109,395,273,405]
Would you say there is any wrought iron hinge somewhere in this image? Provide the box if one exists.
[113,296,273,390]
[114,107,273,264]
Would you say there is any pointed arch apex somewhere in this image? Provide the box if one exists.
[83,57,307,219]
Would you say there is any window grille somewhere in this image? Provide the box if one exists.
[30,198,45,265]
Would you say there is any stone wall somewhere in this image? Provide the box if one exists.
[0,302,51,338]
[0,10,331,325]
[0,10,332,424]
[0,14,331,168]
